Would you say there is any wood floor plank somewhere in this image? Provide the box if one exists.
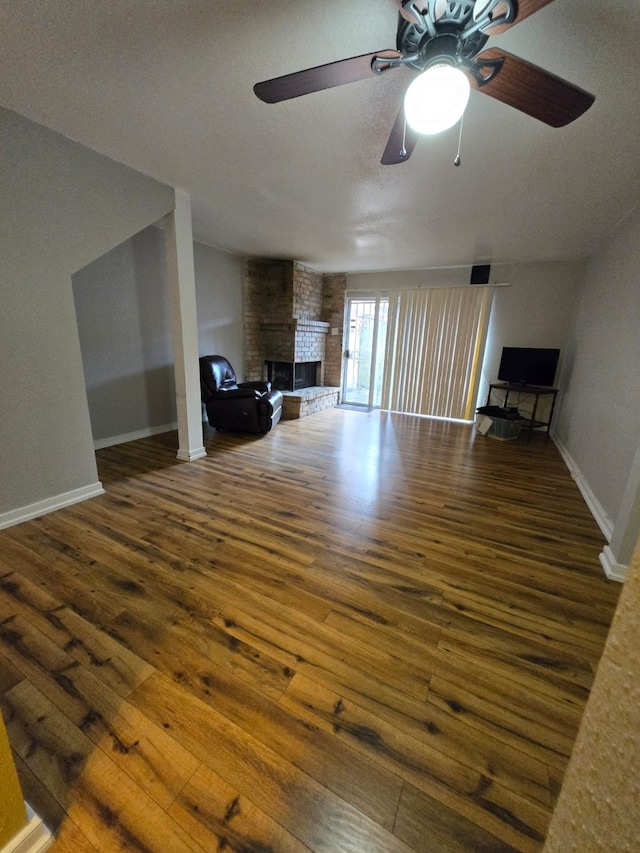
[1,680,207,853]
[166,544,437,701]
[44,607,154,699]
[438,617,595,693]
[0,610,199,811]
[240,546,447,643]
[213,538,446,635]
[280,673,551,852]
[426,675,574,771]
[299,550,452,628]
[394,782,520,853]
[192,539,333,621]
[427,647,585,735]
[283,669,552,803]
[11,749,68,837]
[5,528,295,702]
[50,817,100,853]
[108,598,292,702]
[33,511,226,624]
[0,647,23,693]
[0,410,621,852]
[438,584,611,662]
[105,608,403,830]
[323,607,442,669]
[204,579,433,701]
[0,537,126,624]
[338,518,614,623]
[436,635,591,707]
[131,670,413,853]
[167,761,315,853]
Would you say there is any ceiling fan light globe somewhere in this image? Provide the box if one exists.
[404,65,470,135]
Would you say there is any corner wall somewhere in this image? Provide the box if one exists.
[0,106,175,522]
[554,208,640,530]
[72,227,176,446]
[71,229,243,448]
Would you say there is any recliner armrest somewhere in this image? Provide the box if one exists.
[238,381,272,394]
[214,388,262,400]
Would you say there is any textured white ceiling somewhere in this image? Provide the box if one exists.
[1,0,640,273]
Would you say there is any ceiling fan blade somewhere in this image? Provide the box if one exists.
[381,106,419,165]
[254,50,400,103]
[482,0,555,36]
[470,48,595,127]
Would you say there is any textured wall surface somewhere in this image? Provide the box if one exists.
[542,544,640,852]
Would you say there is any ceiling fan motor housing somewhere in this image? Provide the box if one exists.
[396,0,515,73]
[396,4,496,72]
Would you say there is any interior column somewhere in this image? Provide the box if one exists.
[164,189,206,461]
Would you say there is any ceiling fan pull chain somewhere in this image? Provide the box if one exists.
[400,114,408,159]
[454,113,464,167]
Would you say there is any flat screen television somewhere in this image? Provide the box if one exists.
[497,347,560,387]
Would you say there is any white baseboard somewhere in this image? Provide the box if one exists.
[599,545,628,583]
[176,446,207,461]
[0,812,53,853]
[0,482,105,531]
[552,433,614,541]
[553,434,627,583]
[93,421,178,450]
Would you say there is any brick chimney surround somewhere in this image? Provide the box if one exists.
[243,259,346,417]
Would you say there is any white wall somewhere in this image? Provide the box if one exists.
[0,106,175,522]
[194,241,244,373]
[72,227,177,445]
[555,207,640,534]
[480,260,585,402]
[71,229,244,447]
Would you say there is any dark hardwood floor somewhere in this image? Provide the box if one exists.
[0,409,621,852]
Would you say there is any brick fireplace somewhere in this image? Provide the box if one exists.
[243,259,346,392]
[261,317,329,389]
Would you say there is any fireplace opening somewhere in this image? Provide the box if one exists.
[266,361,320,392]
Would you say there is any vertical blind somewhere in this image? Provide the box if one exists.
[380,286,493,420]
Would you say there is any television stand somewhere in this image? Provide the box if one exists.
[486,383,559,441]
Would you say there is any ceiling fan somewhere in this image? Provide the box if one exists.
[253,0,595,165]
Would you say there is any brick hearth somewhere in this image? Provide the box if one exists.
[281,386,341,420]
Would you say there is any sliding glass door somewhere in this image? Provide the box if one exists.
[341,295,388,407]
[343,287,493,419]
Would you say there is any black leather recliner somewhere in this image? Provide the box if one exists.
[199,355,283,434]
